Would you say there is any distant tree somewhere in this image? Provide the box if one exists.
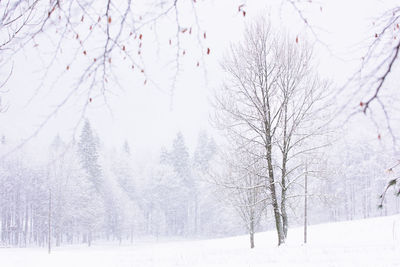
[170,133,191,180]
[214,145,268,249]
[48,135,67,248]
[78,120,102,188]
[145,163,178,236]
[123,140,131,155]
[108,141,137,243]
[191,131,216,235]
[112,141,135,197]
[159,132,193,236]
[77,119,105,246]
[193,131,216,173]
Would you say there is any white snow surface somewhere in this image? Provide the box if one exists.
[1,215,400,267]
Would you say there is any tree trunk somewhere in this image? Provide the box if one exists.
[304,163,308,244]
[88,231,92,247]
[194,195,198,236]
[24,205,29,247]
[56,233,61,247]
[48,189,51,254]
[281,105,289,239]
[281,193,288,239]
[281,161,288,239]
[249,219,255,249]
[266,145,285,245]
[130,225,133,244]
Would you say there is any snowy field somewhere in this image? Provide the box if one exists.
[1,215,400,267]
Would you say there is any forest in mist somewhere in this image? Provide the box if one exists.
[1,117,399,248]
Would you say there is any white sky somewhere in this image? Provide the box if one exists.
[0,0,398,161]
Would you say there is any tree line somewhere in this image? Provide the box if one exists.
[0,120,398,249]
[0,120,242,248]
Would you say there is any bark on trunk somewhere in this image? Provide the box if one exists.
[249,219,255,249]
[304,164,308,244]
[281,102,289,240]
[281,195,288,239]
[281,159,288,239]
[266,146,285,245]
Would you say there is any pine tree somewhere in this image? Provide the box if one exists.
[158,132,193,235]
[170,132,191,182]
[77,119,105,245]
[78,120,102,189]
[191,131,217,235]
[193,131,216,173]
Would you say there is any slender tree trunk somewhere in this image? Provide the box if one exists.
[56,233,60,247]
[29,204,33,244]
[88,231,92,247]
[281,102,289,239]
[48,189,51,254]
[281,191,288,239]
[281,156,288,239]
[7,213,11,245]
[24,205,29,247]
[194,195,198,236]
[1,214,4,244]
[130,225,133,244]
[15,192,20,247]
[249,218,255,249]
[304,162,308,244]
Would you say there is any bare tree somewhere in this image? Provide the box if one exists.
[213,145,268,249]
[213,19,329,245]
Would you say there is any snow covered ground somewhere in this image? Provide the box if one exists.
[1,215,400,267]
